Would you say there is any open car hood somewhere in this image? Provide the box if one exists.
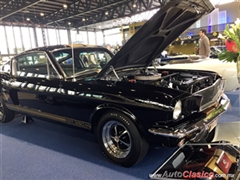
[98,0,214,78]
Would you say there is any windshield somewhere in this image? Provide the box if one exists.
[210,47,222,54]
[210,46,226,54]
[217,46,226,51]
[52,48,112,77]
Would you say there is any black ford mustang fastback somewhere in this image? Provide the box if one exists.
[0,0,230,167]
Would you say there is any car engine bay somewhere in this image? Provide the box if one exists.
[104,68,221,94]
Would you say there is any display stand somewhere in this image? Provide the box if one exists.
[21,116,34,124]
[149,142,240,180]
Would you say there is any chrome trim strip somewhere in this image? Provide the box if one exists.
[237,159,240,171]
[44,51,63,79]
[135,98,174,110]
[6,104,91,130]
[148,96,230,138]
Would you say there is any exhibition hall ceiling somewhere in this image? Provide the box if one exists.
[0,0,166,29]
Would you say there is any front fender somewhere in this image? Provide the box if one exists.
[90,103,146,136]
[219,68,239,91]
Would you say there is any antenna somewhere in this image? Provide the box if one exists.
[72,34,76,81]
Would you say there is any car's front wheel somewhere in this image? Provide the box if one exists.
[0,94,15,123]
[97,111,149,167]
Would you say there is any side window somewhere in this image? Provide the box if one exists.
[15,52,57,78]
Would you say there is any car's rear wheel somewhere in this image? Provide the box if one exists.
[0,94,15,123]
[97,110,149,167]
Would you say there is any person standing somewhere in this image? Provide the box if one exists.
[198,29,210,58]
[106,44,116,54]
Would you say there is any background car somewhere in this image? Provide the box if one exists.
[210,46,226,58]
[157,57,239,92]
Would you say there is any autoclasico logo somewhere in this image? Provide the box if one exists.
[149,171,235,179]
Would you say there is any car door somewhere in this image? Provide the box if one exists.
[8,51,66,120]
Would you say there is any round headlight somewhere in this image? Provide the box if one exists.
[173,100,182,120]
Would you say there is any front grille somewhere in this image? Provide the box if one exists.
[195,79,224,111]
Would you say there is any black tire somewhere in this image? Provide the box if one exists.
[97,110,149,167]
[0,94,15,123]
[205,128,216,143]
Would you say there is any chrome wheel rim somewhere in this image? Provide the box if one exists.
[102,120,131,158]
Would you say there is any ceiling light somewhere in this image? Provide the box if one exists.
[63,4,68,9]
[40,13,44,16]
[26,18,30,21]
[105,11,108,15]
[133,4,136,8]
[68,22,71,25]
[82,18,85,21]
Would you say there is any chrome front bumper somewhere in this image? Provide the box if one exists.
[148,94,230,141]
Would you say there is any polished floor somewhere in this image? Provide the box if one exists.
[214,122,240,145]
[0,91,239,180]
